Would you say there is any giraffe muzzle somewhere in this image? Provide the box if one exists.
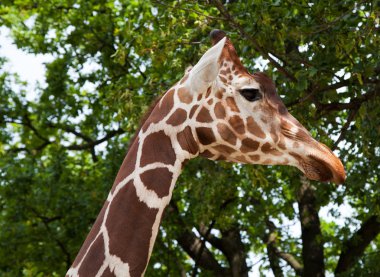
[303,150,346,185]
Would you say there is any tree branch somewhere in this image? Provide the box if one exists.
[3,117,124,160]
[335,215,380,274]
[264,220,303,276]
[46,123,93,143]
[65,129,124,150]
[316,89,378,113]
[29,207,71,269]
[196,225,249,276]
[166,203,229,276]
[191,220,216,277]
[287,74,379,108]
[197,198,249,276]
[265,221,284,277]
[332,107,359,151]
[22,115,51,143]
[247,196,303,275]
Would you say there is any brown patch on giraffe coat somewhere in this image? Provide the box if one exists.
[241,138,260,153]
[261,117,268,124]
[226,97,240,112]
[142,89,175,131]
[213,144,236,155]
[215,154,227,161]
[207,98,213,105]
[166,108,187,126]
[296,129,313,143]
[196,127,216,145]
[235,155,249,163]
[77,235,105,276]
[205,87,212,98]
[280,119,294,134]
[189,104,199,118]
[214,102,226,119]
[220,39,249,75]
[219,76,228,83]
[247,117,266,139]
[71,201,109,268]
[140,168,173,198]
[261,142,283,156]
[270,125,279,143]
[216,89,224,99]
[249,154,260,161]
[289,152,302,161]
[282,121,312,144]
[106,183,158,276]
[111,139,139,193]
[220,68,231,75]
[100,267,113,276]
[282,158,289,165]
[196,107,213,123]
[229,115,245,134]
[200,150,214,159]
[217,123,237,145]
[177,126,198,155]
[181,159,189,169]
[262,159,274,164]
[140,131,176,167]
[261,142,273,152]
[178,87,193,104]
[278,135,286,150]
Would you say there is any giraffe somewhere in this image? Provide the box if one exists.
[67,30,345,277]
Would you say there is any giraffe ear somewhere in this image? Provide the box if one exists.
[188,37,226,93]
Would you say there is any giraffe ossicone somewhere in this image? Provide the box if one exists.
[67,30,345,277]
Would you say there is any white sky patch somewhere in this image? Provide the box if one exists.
[335,68,351,81]
[298,44,309,53]
[0,26,54,101]
[254,56,270,72]
[319,186,357,230]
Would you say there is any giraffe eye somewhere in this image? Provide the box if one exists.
[239,88,262,102]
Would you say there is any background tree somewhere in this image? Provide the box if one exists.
[0,0,379,276]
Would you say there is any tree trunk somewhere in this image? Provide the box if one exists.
[297,176,325,277]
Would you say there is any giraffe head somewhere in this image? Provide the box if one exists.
[177,30,345,184]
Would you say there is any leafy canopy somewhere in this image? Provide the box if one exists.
[0,0,379,276]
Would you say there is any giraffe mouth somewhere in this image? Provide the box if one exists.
[301,155,333,182]
[302,154,345,184]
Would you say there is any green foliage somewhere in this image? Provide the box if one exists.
[0,0,379,275]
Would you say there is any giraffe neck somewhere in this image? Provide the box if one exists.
[67,101,198,276]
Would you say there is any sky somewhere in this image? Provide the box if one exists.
[0,26,53,100]
[0,25,356,276]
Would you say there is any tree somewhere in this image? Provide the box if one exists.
[0,0,379,276]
